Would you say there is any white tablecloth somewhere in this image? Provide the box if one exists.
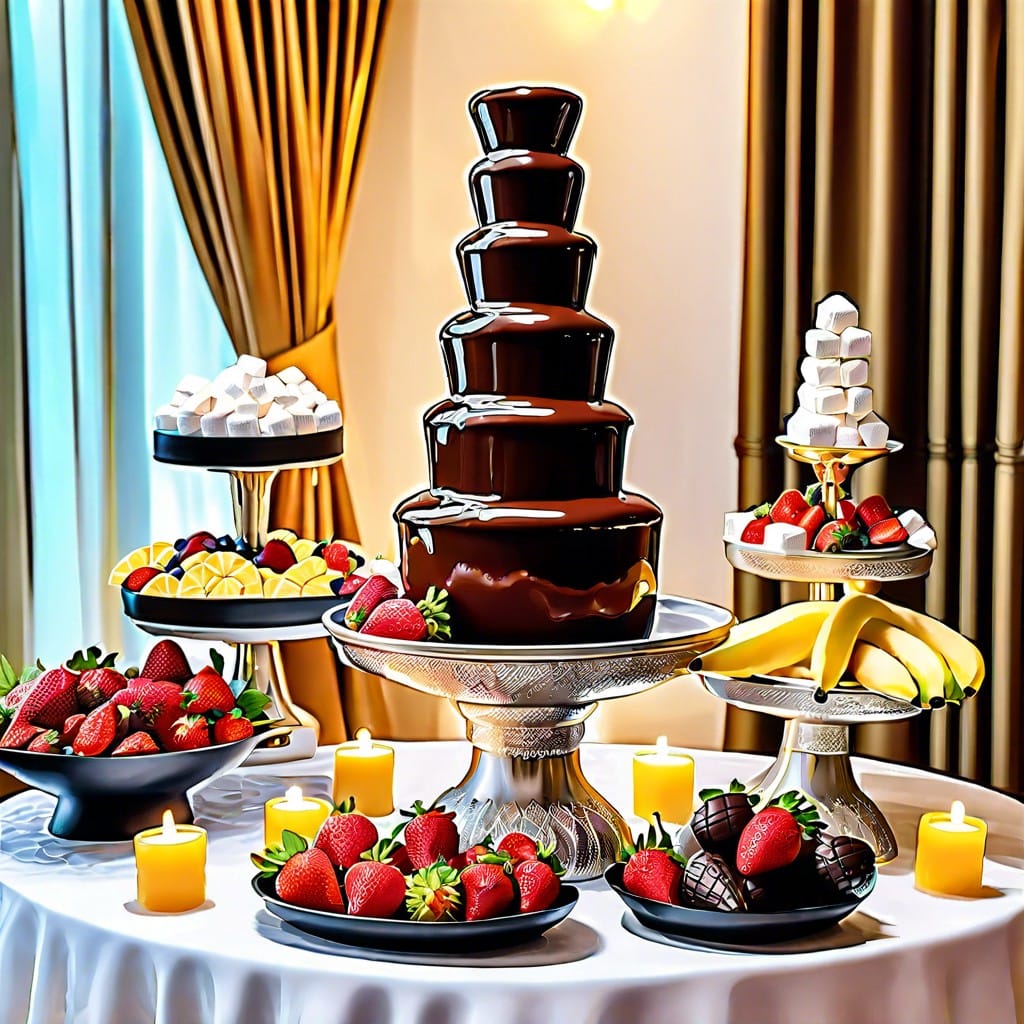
[1,742,1023,1024]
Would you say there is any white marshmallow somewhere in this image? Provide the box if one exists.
[763,522,808,553]
[840,359,869,387]
[200,406,231,436]
[291,406,317,435]
[215,366,251,400]
[227,412,260,437]
[154,404,178,431]
[234,397,259,418]
[836,426,862,447]
[898,508,926,535]
[297,379,318,395]
[805,329,841,359]
[786,408,838,447]
[315,400,342,431]
[908,525,937,550]
[248,376,269,402]
[840,326,872,358]
[307,389,328,408]
[263,375,286,399]
[846,387,873,419]
[798,383,847,415]
[857,411,889,447]
[236,354,268,378]
[260,404,296,436]
[173,374,209,397]
[274,385,302,408]
[176,410,202,435]
[170,390,189,408]
[723,511,756,541]
[276,365,306,386]
[815,294,859,334]
[801,357,841,387]
[181,386,214,415]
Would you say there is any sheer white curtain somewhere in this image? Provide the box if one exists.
[8,0,234,665]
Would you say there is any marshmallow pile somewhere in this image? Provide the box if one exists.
[154,355,343,438]
[785,295,890,449]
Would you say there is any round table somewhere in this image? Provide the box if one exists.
[1,742,1022,1024]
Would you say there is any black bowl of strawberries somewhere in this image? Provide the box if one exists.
[0,642,286,841]
[252,803,579,954]
[608,785,877,946]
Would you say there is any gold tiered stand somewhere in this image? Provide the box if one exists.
[703,433,934,862]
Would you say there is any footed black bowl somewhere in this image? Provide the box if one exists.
[605,862,875,945]
[0,726,290,841]
[253,874,579,954]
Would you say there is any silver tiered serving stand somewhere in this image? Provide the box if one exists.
[698,435,933,863]
[122,433,352,764]
[325,595,734,880]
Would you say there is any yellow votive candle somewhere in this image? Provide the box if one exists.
[915,800,988,896]
[134,810,207,913]
[264,786,333,848]
[633,736,695,824]
[333,728,395,817]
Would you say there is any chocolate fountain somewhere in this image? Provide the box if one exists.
[326,87,733,879]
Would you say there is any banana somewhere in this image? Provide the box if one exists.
[858,620,946,707]
[811,593,984,701]
[847,640,919,703]
[768,663,815,680]
[697,602,833,677]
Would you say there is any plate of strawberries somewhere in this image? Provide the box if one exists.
[607,786,876,947]
[251,801,578,954]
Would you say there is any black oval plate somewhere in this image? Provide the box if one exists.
[605,863,875,945]
[123,590,351,629]
[252,875,579,954]
[153,428,343,469]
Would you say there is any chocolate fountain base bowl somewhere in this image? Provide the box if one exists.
[395,490,662,644]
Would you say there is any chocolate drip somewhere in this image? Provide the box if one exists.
[470,152,584,229]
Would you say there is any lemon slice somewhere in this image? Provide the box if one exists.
[178,572,209,598]
[139,573,180,597]
[108,542,175,585]
[284,556,328,585]
[180,551,211,573]
[207,576,245,598]
[180,560,219,589]
[203,551,251,579]
[291,538,319,561]
[230,559,262,594]
[267,528,298,544]
[263,576,302,598]
[258,567,280,582]
[300,576,335,597]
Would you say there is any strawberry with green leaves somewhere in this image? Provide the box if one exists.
[461,860,515,920]
[253,830,344,912]
[212,714,254,744]
[344,574,399,630]
[402,800,460,868]
[360,588,451,642]
[343,829,409,918]
[735,791,825,877]
[314,797,378,870]
[621,813,686,905]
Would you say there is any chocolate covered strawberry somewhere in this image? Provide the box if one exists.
[814,833,876,899]
[360,587,451,641]
[690,780,757,857]
[462,862,515,920]
[735,791,825,877]
[402,800,460,868]
[140,640,192,683]
[76,667,127,711]
[621,814,685,905]
[314,798,378,870]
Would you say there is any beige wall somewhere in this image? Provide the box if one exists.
[336,0,748,746]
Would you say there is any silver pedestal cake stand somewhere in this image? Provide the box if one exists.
[325,595,734,880]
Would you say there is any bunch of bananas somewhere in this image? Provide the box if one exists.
[697,593,984,708]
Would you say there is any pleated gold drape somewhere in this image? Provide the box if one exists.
[123,0,389,742]
[734,0,1024,791]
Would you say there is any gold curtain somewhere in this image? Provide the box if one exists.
[734,0,1024,790]
[122,0,389,743]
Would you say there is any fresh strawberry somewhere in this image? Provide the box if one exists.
[514,859,561,913]
[388,843,414,874]
[735,791,825,877]
[336,573,368,596]
[112,731,160,756]
[14,667,79,728]
[838,499,856,521]
[178,531,216,562]
[323,542,350,572]
[814,520,856,553]
[60,713,86,745]
[621,814,685,905]
[314,799,379,870]
[27,729,61,753]
[111,681,184,733]
[796,504,826,547]
[405,861,463,921]
[0,722,42,749]
[739,516,771,544]
[76,667,127,711]
[402,800,460,868]
[160,714,211,751]
[344,575,399,630]
[855,494,892,529]
[140,640,192,683]
[123,566,163,592]
[213,713,254,744]
[360,587,451,641]
[770,489,809,525]
[253,539,297,573]
[496,832,538,863]
[73,702,124,756]
[462,862,515,920]
[867,517,909,546]
[344,860,406,917]
[448,841,499,871]
[182,672,235,715]
[1,682,32,712]
[274,848,344,911]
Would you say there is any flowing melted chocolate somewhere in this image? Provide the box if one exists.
[470,152,584,229]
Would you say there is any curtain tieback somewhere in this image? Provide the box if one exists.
[266,319,341,406]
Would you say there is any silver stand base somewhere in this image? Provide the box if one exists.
[435,703,628,881]
[745,719,897,863]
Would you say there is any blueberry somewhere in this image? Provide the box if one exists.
[173,537,187,551]
[217,534,234,550]
[170,566,185,580]
[164,553,181,572]
[235,539,255,560]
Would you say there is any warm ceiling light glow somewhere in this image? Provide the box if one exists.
[585,0,615,10]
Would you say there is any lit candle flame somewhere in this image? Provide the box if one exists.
[161,809,176,839]
[284,785,303,807]
[655,735,669,755]
[356,727,372,753]
[950,799,966,826]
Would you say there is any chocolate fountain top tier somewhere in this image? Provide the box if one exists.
[469,86,583,155]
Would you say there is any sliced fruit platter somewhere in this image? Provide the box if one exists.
[251,800,577,953]
[607,788,876,945]
[697,592,984,708]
